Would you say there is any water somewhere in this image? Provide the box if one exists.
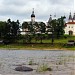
[0,50,75,75]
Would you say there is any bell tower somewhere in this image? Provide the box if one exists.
[48,15,52,23]
[73,13,75,22]
[31,8,35,23]
[68,12,72,22]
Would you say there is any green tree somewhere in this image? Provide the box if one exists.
[39,22,46,33]
[38,22,46,43]
[48,16,66,39]
[0,21,7,38]
[56,16,66,38]
[22,22,34,43]
[3,19,20,43]
[29,22,35,34]
[22,22,29,30]
[11,21,19,37]
[48,16,66,44]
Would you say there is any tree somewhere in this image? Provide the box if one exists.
[29,22,35,34]
[0,21,7,38]
[3,19,20,43]
[11,21,19,36]
[49,19,56,44]
[22,22,29,31]
[54,16,66,38]
[38,22,46,43]
[47,16,66,44]
[39,22,46,33]
[22,21,34,43]
[48,16,66,39]
[0,20,12,44]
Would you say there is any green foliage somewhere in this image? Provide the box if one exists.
[36,63,52,72]
[0,19,20,44]
[48,16,66,38]
[22,22,28,29]
[29,60,33,65]
[39,22,46,33]
[37,64,48,72]
[0,16,75,50]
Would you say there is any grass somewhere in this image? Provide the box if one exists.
[36,63,52,72]
[37,64,48,72]
[28,59,36,65]
[0,35,75,50]
[0,43,75,50]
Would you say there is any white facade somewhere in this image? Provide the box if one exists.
[65,12,75,35]
[31,17,35,22]
[65,23,75,35]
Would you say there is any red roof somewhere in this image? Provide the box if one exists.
[66,22,75,24]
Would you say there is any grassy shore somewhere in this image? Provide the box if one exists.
[0,35,75,50]
[0,43,75,50]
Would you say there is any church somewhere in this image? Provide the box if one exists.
[21,9,75,35]
[65,12,75,35]
[21,8,44,35]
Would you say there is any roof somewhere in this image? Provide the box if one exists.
[69,12,72,20]
[31,8,35,17]
[31,14,35,17]
[66,22,75,24]
[73,13,75,20]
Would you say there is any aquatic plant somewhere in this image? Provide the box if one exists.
[36,63,52,72]
[28,59,37,65]
[28,60,33,65]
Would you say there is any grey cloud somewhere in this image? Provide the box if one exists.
[2,0,40,6]
[0,0,74,22]
[49,0,73,5]
[2,0,28,6]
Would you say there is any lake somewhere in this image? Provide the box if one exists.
[0,50,75,75]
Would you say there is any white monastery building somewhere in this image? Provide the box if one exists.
[20,8,44,35]
[65,12,75,35]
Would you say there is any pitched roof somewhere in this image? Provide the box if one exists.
[66,22,75,24]
[73,13,75,20]
[69,12,72,20]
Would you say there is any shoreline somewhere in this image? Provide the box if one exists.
[0,47,74,51]
[0,43,75,50]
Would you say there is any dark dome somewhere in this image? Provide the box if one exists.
[31,14,35,17]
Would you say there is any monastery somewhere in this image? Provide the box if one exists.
[65,12,75,35]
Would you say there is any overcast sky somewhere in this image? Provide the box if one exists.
[0,0,74,23]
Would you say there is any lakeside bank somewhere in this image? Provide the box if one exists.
[0,43,75,50]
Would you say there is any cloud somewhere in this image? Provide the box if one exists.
[74,0,75,11]
[0,0,74,23]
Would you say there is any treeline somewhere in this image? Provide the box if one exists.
[0,16,66,44]
[22,16,66,44]
[0,19,20,44]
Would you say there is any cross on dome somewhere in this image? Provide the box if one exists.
[31,8,35,17]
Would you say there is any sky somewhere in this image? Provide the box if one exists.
[0,0,74,23]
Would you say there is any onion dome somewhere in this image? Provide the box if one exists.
[31,8,35,17]
[48,15,52,22]
[69,12,72,20]
[73,13,75,20]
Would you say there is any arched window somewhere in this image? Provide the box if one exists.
[69,31,73,35]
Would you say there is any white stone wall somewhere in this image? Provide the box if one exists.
[31,17,35,22]
[65,24,75,35]
[74,25,75,35]
[73,20,75,22]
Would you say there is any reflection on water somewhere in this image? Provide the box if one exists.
[0,50,75,75]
